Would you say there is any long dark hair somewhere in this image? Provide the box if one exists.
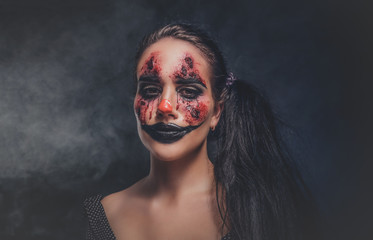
[134,23,318,240]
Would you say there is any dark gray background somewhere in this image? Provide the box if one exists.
[1,0,372,239]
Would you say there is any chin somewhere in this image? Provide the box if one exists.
[149,142,189,162]
[137,125,208,162]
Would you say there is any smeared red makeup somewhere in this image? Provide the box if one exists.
[135,51,211,133]
[139,52,162,76]
[135,92,209,126]
[172,53,207,88]
[135,96,158,125]
[135,52,162,125]
[177,97,209,125]
[171,53,210,125]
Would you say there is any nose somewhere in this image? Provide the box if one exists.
[156,85,178,120]
[158,99,172,113]
[157,97,178,120]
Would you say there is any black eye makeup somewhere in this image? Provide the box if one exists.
[175,78,207,89]
[137,75,206,101]
[177,86,203,100]
[138,84,162,99]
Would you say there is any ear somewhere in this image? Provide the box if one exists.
[210,100,224,129]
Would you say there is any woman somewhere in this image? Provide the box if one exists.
[84,23,317,240]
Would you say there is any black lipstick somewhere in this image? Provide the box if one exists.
[142,122,201,144]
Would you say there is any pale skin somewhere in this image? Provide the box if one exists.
[101,38,227,240]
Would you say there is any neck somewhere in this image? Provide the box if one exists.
[143,140,215,199]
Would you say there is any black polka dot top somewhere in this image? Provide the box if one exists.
[84,195,116,240]
[84,195,232,240]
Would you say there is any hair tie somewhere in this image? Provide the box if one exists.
[226,72,237,86]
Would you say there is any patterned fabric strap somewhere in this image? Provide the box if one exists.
[84,195,116,240]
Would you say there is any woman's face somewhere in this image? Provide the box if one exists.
[134,38,221,161]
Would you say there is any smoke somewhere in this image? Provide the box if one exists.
[0,0,154,179]
[1,0,372,239]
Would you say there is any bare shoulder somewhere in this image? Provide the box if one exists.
[101,178,146,220]
[100,189,126,217]
[100,178,150,239]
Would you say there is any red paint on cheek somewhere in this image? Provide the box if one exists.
[182,99,209,125]
[136,52,162,123]
[140,52,162,76]
[135,96,156,125]
[149,103,154,121]
[172,53,207,87]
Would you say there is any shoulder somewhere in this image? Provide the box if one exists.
[100,190,127,218]
[101,178,147,220]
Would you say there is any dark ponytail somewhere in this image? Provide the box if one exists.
[215,79,315,240]
[135,23,318,240]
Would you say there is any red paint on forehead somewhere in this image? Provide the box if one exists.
[171,53,207,87]
[139,51,162,76]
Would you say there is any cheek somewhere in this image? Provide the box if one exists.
[178,96,210,125]
[134,96,158,125]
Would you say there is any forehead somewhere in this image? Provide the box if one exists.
[136,38,211,79]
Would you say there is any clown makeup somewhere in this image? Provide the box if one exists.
[135,52,162,125]
[172,53,207,88]
[173,53,209,126]
[135,50,212,144]
[139,51,162,76]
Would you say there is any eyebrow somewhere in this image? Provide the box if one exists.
[138,75,161,83]
[175,77,207,89]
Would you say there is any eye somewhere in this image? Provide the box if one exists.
[139,85,162,99]
[178,87,202,100]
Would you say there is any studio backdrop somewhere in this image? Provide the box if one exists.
[1,0,372,239]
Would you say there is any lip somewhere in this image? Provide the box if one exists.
[141,122,201,144]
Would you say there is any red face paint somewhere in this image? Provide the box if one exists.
[135,96,159,125]
[134,97,147,125]
[172,53,207,87]
[135,51,211,128]
[169,53,210,125]
[135,52,163,124]
[136,90,210,127]
[139,52,162,76]
[178,97,209,125]
[158,99,172,113]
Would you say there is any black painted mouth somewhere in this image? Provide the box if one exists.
[142,122,201,144]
